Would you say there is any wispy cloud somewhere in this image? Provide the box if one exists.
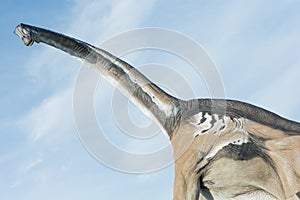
[19,0,159,143]
[251,62,300,118]
[13,1,163,199]
[68,0,157,42]
[9,180,22,189]
[23,154,43,173]
[9,154,43,189]
[18,88,73,142]
[10,1,300,200]
[197,1,300,117]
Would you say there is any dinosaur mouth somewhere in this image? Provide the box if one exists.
[14,24,34,46]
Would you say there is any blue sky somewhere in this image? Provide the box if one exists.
[1,1,300,200]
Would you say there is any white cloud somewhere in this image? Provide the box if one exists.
[23,155,44,173]
[9,180,22,189]
[67,0,157,43]
[18,88,73,142]
[12,1,300,200]
[251,62,300,118]
[14,1,166,196]
[9,154,44,189]
[18,0,160,144]
[15,1,163,184]
[207,1,262,53]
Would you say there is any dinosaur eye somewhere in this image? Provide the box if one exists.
[22,28,29,35]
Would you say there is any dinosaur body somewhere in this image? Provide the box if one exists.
[14,23,300,200]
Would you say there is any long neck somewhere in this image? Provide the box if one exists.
[14,23,181,136]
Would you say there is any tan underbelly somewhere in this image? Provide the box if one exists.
[201,157,284,199]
